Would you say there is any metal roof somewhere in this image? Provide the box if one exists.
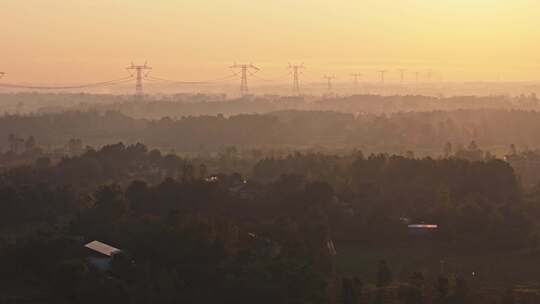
[84,240,121,257]
[408,224,438,229]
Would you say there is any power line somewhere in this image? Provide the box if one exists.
[145,76,207,85]
[230,63,259,96]
[0,76,133,90]
[146,74,238,84]
[247,71,275,82]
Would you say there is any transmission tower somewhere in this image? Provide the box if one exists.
[126,62,152,98]
[378,70,387,84]
[351,73,362,86]
[323,75,335,92]
[288,63,304,93]
[426,69,433,81]
[230,63,259,95]
[415,72,420,82]
[398,69,406,83]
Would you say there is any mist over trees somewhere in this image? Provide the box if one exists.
[0,92,538,119]
[0,141,537,303]
[3,93,540,303]
[3,108,540,155]
[5,0,540,300]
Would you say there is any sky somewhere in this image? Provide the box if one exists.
[2,0,540,83]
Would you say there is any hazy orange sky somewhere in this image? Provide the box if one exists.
[3,0,540,83]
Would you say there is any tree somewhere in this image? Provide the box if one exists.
[7,133,16,153]
[198,163,208,180]
[53,259,88,296]
[125,180,150,215]
[25,135,36,152]
[409,271,424,289]
[148,149,162,164]
[509,144,517,156]
[435,275,449,299]
[304,181,334,207]
[342,277,355,304]
[352,276,363,304]
[110,252,135,281]
[501,288,515,304]
[397,284,421,304]
[68,138,84,156]
[35,156,51,169]
[443,142,453,158]
[376,260,392,287]
[94,184,127,221]
[453,275,469,303]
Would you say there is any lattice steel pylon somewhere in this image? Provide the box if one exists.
[288,63,304,94]
[351,73,361,86]
[126,62,152,98]
[378,70,387,84]
[323,75,335,92]
[398,69,406,83]
[230,63,259,96]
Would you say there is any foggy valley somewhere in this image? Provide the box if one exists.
[3,1,540,303]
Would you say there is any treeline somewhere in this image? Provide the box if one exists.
[2,92,539,119]
[0,147,334,303]
[0,144,531,249]
[0,143,538,302]
[253,153,528,247]
[1,179,330,304]
[91,94,534,119]
[4,109,540,153]
[0,142,202,189]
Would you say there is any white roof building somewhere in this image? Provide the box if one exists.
[84,240,121,257]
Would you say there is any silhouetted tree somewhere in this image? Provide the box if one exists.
[376,260,392,287]
[94,184,126,221]
[125,180,150,215]
[501,288,515,304]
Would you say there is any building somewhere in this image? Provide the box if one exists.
[84,240,122,271]
[407,224,438,237]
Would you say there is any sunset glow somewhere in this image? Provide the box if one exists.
[3,0,540,83]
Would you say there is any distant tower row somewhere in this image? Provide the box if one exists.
[0,63,441,97]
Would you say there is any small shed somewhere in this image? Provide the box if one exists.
[84,240,121,271]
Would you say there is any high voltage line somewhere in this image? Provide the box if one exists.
[0,62,240,96]
[0,62,443,96]
[0,76,134,90]
[145,74,239,84]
